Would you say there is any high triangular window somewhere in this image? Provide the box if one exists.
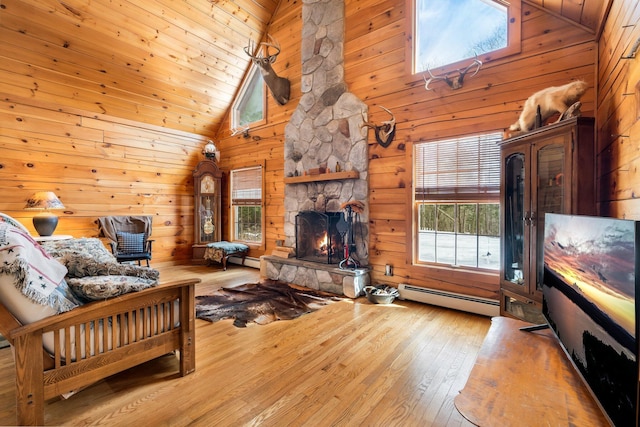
[231,64,265,129]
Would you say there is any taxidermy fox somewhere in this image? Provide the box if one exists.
[509,80,588,132]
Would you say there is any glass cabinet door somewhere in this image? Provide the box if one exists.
[533,142,565,291]
[503,152,526,287]
[499,118,594,323]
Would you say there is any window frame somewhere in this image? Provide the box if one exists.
[405,0,521,82]
[412,132,502,273]
[231,63,267,130]
[229,163,265,249]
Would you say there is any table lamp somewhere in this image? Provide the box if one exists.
[24,191,65,236]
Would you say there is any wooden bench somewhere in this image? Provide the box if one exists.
[0,278,199,426]
[455,316,609,426]
[203,241,249,270]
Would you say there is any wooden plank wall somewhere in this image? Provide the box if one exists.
[596,1,640,219]
[216,0,597,299]
[1,0,616,300]
[214,0,302,251]
[0,99,206,264]
[0,0,264,265]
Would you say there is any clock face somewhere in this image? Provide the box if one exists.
[201,175,215,193]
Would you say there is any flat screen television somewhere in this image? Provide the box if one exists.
[542,213,639,426]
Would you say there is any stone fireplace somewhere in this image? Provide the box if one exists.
[283,0,369,263]
[295,211,345,264]
[260,0,371,298]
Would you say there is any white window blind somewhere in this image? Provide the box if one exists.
[415,133,502,201]
[231,166,262,206]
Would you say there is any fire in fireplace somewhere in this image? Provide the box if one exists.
[295,211,346,264]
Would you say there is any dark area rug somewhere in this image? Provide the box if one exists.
[196,279,344,327]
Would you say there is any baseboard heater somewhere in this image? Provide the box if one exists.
[228,256,260,269]
[398,284,500,317]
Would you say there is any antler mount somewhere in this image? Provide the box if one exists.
[423,55,483,91]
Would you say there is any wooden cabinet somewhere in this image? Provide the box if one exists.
[192,160,223,264]
[499,117,595,323]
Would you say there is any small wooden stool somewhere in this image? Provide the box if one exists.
[203,241,249,270]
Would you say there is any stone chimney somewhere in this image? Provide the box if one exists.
[283,0,369,265]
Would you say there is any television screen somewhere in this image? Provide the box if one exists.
[542,213,638,426]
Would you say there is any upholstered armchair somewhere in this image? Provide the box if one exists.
[97,216,154,266]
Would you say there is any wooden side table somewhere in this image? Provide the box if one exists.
[34,235,73,243]
[455,316,609,426]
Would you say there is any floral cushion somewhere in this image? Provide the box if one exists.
[67,275,158,301]
[41,237,160,301]
[61,258,160,280]
[41,237,158,278]
[41,237,117,264]
[116,232,145,253]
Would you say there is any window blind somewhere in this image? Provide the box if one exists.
[415,132,502,201]
[231,166,262,205]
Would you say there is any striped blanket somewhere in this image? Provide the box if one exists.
[0,224,67,305]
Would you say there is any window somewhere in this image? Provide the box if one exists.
[414,133,502,270]
[410,0,520,75]
[231,166,263,244]
[231,64,265,129]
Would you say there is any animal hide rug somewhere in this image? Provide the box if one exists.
[195,280,343,327]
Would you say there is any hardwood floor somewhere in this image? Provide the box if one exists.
[0,265,490,426]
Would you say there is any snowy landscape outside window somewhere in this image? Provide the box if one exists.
[414,132,502,270]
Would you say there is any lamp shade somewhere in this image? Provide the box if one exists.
[24,191,65,211]
[24,192,65,236]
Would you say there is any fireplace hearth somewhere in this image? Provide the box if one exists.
[296,211,346,264]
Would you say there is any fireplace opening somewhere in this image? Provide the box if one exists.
[295,211,346,264]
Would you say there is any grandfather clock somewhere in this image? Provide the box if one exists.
[192,159,222,264]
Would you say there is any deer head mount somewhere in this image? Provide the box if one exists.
[244,35,291,105]
[423,55,483,91]
[361,106,396,148]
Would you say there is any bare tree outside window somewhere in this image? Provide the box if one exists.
[414,0,509,72]
[414,133,502,270]
[231,166,263,245]
[232,65,265,129]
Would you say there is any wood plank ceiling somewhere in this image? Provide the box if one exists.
[2,0,280,135]
[524,0,610,33]
[190,0,609,137]
[2,0,607,137]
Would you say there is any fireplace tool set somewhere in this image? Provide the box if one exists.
[337,202,361,270]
